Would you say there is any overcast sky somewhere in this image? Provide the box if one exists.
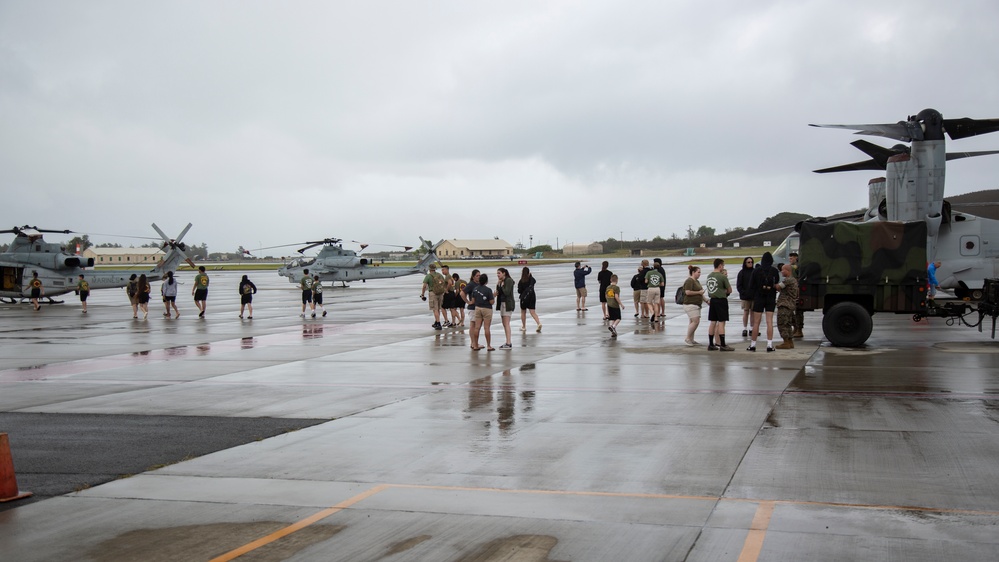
[3,1,999,255]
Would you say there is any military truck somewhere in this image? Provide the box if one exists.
[795,220,999,346]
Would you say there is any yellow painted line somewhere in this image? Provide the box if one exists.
[208,482,999,561]
[737,501,775,562]
[208,484,389,562]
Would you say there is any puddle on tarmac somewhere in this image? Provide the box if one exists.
[90,522,344,562]
[456,534,564,562]
[385,534,432,556]
[933,341,999,354]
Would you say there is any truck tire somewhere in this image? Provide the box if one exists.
[822,301,873,347]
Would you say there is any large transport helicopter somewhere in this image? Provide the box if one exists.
[0,223,196,304]
[259,237,443,285]
[771,109,999,346]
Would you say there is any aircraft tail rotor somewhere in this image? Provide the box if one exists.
[152,223,197,269]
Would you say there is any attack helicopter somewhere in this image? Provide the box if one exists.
[251,237,443,285]
[772,108,999,300]
[0,223,196,304]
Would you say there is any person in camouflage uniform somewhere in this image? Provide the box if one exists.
[789,252,804,338]
[775,263,799,349]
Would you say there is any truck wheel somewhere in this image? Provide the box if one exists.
[823,302,873,347]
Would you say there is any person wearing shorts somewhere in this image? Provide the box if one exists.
[653,258,667,318]
[161,271,180,318]
[606,275,624,337]
[192,266,209,318]
[461,269,480,349]
[637,260,652,318]
[630,266,643,318]
[573,261,591,311]
[682,265,708,346]
[28,271,44,311]
[471,273,495,350]
[705,259,734,351]
[76,274,90,313]
[736,256,755,337]
[420,263,446,329]
[312,274,327,318]
[748,252,780,352]
[300,268,314,318]
[239,274,257,319]
[644,263,664,323]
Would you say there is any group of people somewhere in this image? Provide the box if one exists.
[120,266,260,320]
[520,255,807,351]
[420,264,542,351]
[297,269,328,319]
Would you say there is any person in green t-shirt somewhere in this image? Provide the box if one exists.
[705,258,734,351]
[300,268,314,318]
[76,274,90,313]
[643,266,664,323]
[192,266,209,318]
[605,274,624,338]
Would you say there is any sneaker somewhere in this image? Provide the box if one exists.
[499,343,512,349]
[719,345,735,351]
[322,310,327,317]
[690,340,701,346]
[608,326,615,335]
[747,345,756,352]
[650,316,657,323]
[742,329,748,337]
[311,313,316,318]
[610,326,617,337]
[300,313,306,318]
[238,315,243,319]
[684,339,694,347]
[634,313,639,317]
[247,316,252,319]
[708,345,718,351]
[433,322,442,330]
[199,311,205,318]
[520,326,527,332]
[766,346,775,352]
[536,324,542,333]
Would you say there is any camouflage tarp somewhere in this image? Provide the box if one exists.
[798,221,928,313]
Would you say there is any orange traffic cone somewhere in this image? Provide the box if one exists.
[0,433,33,502]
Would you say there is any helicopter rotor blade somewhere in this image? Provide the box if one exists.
[943,118,999,140]
[151,223,171,244]
[174,223,193,245]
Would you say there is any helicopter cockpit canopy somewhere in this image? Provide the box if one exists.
[289,257,316,269]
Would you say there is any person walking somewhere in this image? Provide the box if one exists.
[705,259,734,351]
[76,274,90,313]
[300,268,314,318]
[928,260,942,307]
[312,274,327,318]
[137,273,151,320]
[28,271,43,311]
[239,274,257,319]
[452,273,466,327]
[420,263,447,329]
[495,268,515,349]
[192,266,209,318]
[597,261,613,320]
[748,252,780,352]
[736,256,755,337]
[518,267,541,333]
[606,274,624,338]
[126,273,139,318]
[775,264,799,349]
[644,262,665,323]
[161,271,180,318]
[653,258,668,319]
[682,265,708,346]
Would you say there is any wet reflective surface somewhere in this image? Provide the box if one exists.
[1,261,998,561]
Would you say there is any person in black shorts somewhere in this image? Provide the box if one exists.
[28,271,44,311]
[748,252,779,352]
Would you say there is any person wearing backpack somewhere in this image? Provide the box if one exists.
[420,263,447,330]
[747,252,780,352]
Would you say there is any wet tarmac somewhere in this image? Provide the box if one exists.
[1,260,998,561]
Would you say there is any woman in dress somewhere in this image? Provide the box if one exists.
[518,267,541,332]
[136,274,151,319]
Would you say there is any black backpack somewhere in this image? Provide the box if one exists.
[674,285,684,305]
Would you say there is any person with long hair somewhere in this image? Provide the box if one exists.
[495,268,515,349]
[137,274,151,320]
[736,256,755,337]
[239,274,257,319]
[161,271,180,319]
[682,265,708,346]
[518,267,541,332]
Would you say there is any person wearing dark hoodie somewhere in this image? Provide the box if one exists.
[736,256,755,337]
[747,252,780,352]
